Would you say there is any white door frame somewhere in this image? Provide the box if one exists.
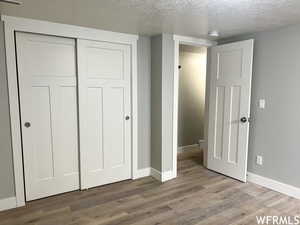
[1,15,139,207]
[172,35,216,177]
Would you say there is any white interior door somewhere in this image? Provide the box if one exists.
[78,39,132,189]
[16,32,79,201]
[207,40,254,182]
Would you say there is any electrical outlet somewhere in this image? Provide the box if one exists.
[256,155,263,165]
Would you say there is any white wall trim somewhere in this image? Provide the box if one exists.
[172,39,180,180]
[173,35,217,47]
[172,35,216,183]
[198,139,206,149]
[150,168,162,181]
[247,172,300,199]
[2,15,139,209]
[2,18,25,208]
[151,168,176,182]
[1,15,138,44]
[161,170,176,182]
[0,197,17,212]
[131,39,139,180]
[133,168,151,179]
[178,144,199,153]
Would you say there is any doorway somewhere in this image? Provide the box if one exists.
[177,44,207,168]
[173,36,254,182]
[172,35,216,178]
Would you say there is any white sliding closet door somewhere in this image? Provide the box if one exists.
[78,40,132,189]
[16,32,79,201]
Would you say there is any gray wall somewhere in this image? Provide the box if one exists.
[161,34,174,172]
[150,35,162,171]
[178,46,207,147]
[0,22,15,199]
[137,36,151,169]
[220,24,300,188]
[150,33,175,173]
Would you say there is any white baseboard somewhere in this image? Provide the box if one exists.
[133,167,151,179]
[151,168,176,182]
[0,197,17,212]
[150,168,161,181]
[198,139,206,149]
[161,170,176,182]
[178,144,199,153]
[247,172,300,199]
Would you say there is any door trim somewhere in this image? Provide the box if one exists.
[1,15,139,207]
[172,35,216,179]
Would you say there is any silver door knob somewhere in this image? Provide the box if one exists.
[24,122,31,128]
[125,116,130,120]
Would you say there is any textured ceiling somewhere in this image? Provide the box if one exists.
[1,0,300,39]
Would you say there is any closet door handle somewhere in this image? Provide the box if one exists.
[125,116,130,120]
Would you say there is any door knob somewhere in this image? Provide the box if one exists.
[240,117,248,123]
[125,116,130,120]
[24,122,31,128]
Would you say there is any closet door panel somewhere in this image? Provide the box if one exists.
[16,32,79,201]
[78,39,132,189]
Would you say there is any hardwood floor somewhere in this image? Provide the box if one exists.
[1,148,300,225]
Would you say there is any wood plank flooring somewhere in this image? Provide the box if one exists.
[1,149,300,225]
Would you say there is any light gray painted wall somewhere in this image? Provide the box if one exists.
[0,22,15,199]
[150,33,175,172]
[220,24,300,188]
[137,36,151,169]
[161,33,174,172]
[178,46,207,147]
[150,35,162,171]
